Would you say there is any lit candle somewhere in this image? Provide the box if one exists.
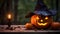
[7,14,12,19]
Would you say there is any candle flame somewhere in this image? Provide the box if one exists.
[7,14,11,19]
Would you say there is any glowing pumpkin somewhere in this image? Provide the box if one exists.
[31,15,53,29]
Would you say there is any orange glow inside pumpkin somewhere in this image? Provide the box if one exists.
[36,16,48,26]
[31,15,53,29]
[36,16,39,20]
[37,22,47,26]
[45,17,48,20]
[40,20,43,22]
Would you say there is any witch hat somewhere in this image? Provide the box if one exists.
[25,0,56,18]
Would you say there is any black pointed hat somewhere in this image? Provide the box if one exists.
[25,0,56,18]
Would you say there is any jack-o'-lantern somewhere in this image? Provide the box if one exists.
[31,15,53,29]
[25,0,57,29]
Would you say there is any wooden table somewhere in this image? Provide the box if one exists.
[0,25,60,34]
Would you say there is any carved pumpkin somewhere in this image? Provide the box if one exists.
[25,0,57,29]
[31,15,53,29]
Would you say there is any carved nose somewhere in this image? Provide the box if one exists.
[40,19,43,22]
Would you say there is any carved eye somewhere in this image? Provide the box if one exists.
[36,16,39,20]
[45,17,48,20]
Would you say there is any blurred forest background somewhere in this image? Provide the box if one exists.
[0,0,60,25]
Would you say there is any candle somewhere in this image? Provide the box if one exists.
[7,14,12,19]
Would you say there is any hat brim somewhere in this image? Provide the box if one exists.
[25,10,56,18]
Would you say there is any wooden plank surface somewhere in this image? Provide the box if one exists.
[0,25,60,32]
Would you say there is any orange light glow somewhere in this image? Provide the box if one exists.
[37,22,47,26]
[7,14,12,19]
[40,20,43,22]
[36,16,39,20]
[45,17,48,20]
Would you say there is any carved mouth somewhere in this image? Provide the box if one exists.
[37,22,47,26]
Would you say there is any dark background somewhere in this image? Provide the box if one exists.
[0,0,60,25]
